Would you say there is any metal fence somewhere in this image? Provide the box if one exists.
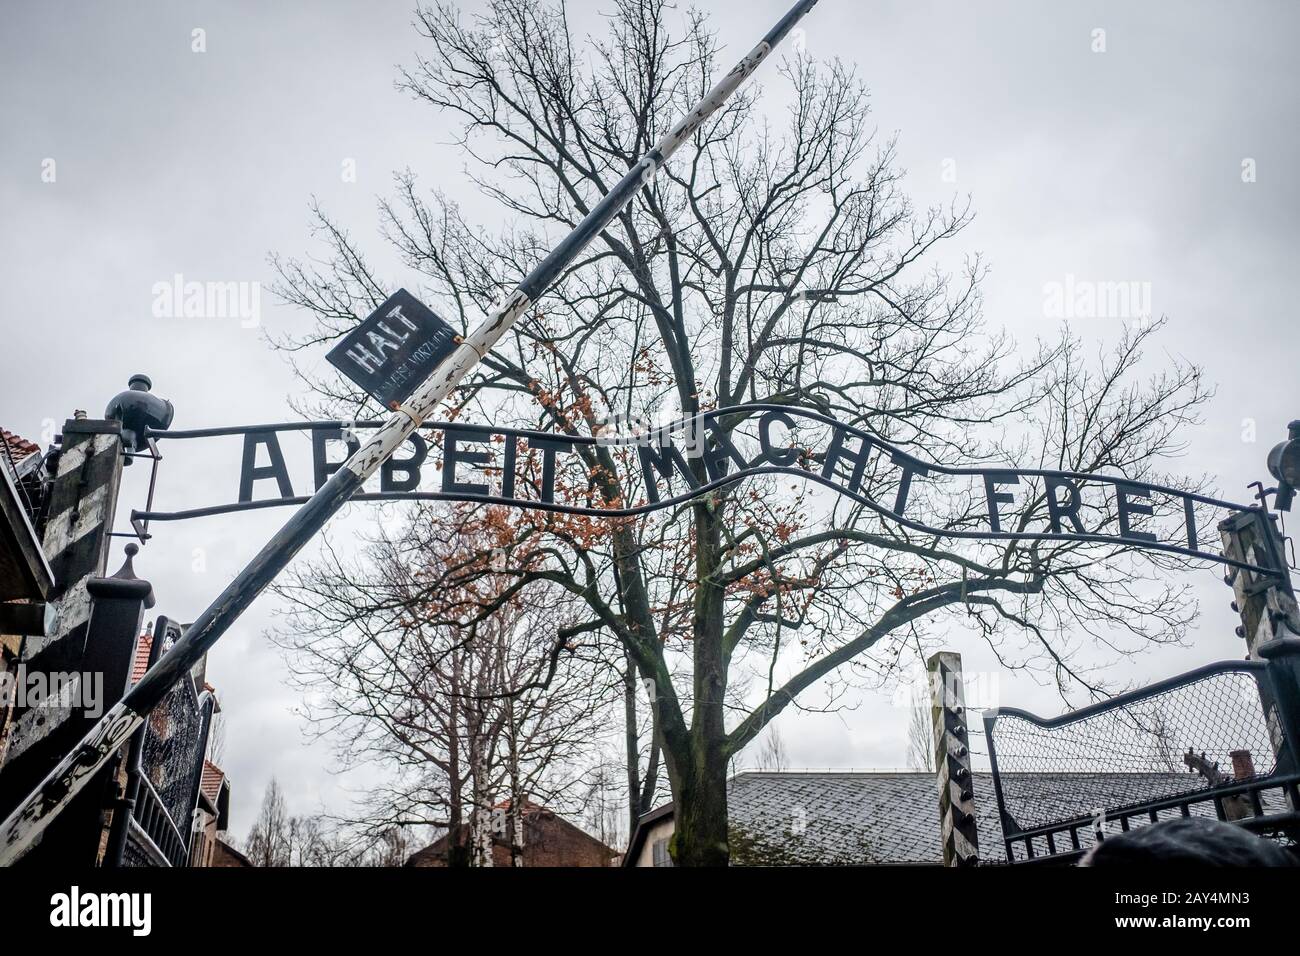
[124,617,215,867]
[141,669,211,834]
[985,659,1300,863]
[128,779,190,867]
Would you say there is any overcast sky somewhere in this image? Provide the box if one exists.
[3,0,1298,841]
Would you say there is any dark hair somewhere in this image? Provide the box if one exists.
[1081,817,1295,867]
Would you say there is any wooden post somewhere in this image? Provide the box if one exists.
[0,418,124,771]
[928,651,979,866]
[80,547,155,865]
[0,417,126,863]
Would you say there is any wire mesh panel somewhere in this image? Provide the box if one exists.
[141,679,209,834]
[985,660,1300,862]
[131,619,214,865]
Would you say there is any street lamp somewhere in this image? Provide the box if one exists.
[1267,420,1300,511]
[104,374,174,458]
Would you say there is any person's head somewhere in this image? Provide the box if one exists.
[1081,817,1295,866]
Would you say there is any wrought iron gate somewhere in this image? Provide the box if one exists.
[985,658,1300,863]
[123,617,216,867]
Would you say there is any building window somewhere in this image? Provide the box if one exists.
[652,837,673,867]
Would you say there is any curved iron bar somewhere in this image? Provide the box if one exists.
[984,659,1273,729]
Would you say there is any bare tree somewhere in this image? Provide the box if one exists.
[271,0,1214,864]
[206,711,227,767]
[243,778,416,866]
[907,696,935,773]
[581,753,629,849]
[1137,704,1183,774]
[290,814,342,866]
[244,777,291,867]
[753,725,790,772]
[272,508,618,866]
[361,825,419,867]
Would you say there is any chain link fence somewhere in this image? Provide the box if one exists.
[986,660,1299,862]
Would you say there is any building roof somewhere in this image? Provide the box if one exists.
[1,429,40,471]
[197,760,232,830]
[727,770,999,864]
[212,838,252,867]
[406,803,620,867]
[130,632,153,683]
[0,427,52,602]
[627,769,1262,865]
[200,760,226,805]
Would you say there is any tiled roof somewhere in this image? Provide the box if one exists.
[407,803,619,867]
[723,770,1286,865]
[1,428,40,464]
[1,428,43,489]
[492,797,543,812]
[727,771,972,864]
[130,633,153,683]
[200,760,226,804]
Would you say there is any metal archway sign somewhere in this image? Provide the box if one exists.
[133,403,1269,573]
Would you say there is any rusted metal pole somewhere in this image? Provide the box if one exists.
[0,0,821,866]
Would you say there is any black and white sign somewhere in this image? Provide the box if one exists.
[131,405,1271,573]
[325,289,459,407]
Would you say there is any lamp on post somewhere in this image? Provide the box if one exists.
[1266,420,1300,512]
[104,374,174,461]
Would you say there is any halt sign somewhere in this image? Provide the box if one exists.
[326,289,459,407]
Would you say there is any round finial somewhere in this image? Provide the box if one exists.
[128,374,153,392]
[109,542,142,580]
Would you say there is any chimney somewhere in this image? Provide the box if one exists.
[1230,749,1256,780]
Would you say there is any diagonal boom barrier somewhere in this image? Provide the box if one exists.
[0,0,822,864]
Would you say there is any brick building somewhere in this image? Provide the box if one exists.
[406,800,619,867]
